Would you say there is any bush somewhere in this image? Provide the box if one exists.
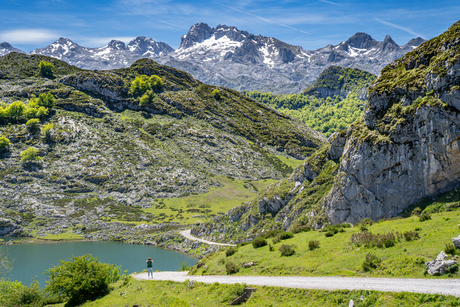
[226,247,237,257]
[419,212,432,222]
[445,243,456,255]
[252,237,267,248]
[279,244,296,256]
[269,244,274,252]
[0,136,11,152]
[412,207,422,216]
[3,281,45,307]
[272,236,281,244]
[291,225,310,234]
[38,93,55,108]
[261,229,281,238]
[211,89,221,99]
[45,254,121,307]
[20,147,42,164]
[278,232,294,240]
[41,123,54,140]
[350,231,398,248]
[308,240,320,250]
[26,118,40,131]
[360,218,374,226]
[149,75,163,93]
[225,261,239,275]
[39,61,54,78]
[362,253,381,272]
[325,230,335,237]
[403,231,420,241]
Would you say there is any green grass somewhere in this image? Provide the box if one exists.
[144,176,277,224]
[80,278,460,307]
[36,233,85,241]
[192,209,460,278]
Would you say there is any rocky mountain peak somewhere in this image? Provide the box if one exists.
[0,42,14,49]
[404,37,426,48]
[344,32,375,49]
[0,42,25,56]
[55,37,76,46]
[127,36,174,56]
[383,35,397,45]
[214,24,250,42]
[107,40,126,50]
[179,22,215,49]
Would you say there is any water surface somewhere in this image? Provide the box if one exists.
[0,238,197,287]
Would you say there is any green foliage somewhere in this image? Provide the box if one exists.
[130,75,163,97]
[445,243,456,255]
[278,232,294,240]
[39,61,54,78]
[279,244,296,256]
[26,118,40,131]
[3,281,44,307]
[362,253,381,272]
[180,261,190,271]
[0,136,11,153]
[419,212,432,222]
[20,147,42,164]
[211,89,221,99]
[246,90,365,137]
[308,240,320,250]
[6,101,25,123]
[41,123,54,140]
[403,231,420,241]
[37,93,55,108]
[252,237,267,248]
[225,261,239,275]
[45,254,121,307]
[226,247,237,257]
[351,231,398,248]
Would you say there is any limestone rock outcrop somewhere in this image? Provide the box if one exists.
[323,20,460,224]
[425,251,457,276]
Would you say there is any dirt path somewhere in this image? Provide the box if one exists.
[133,271,460,297]
[179,229,237,247]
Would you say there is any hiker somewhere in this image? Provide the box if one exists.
[146,257,153,278]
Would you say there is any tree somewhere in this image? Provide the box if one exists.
[130,75,150,96]
[38,93,55,108]
[20,147,42,164]
[45,254,121,307]
[6,101,25,123]
[211,89,221,99]
[149,75,163,93]
[39,61,54,78]
[0,136,11,153]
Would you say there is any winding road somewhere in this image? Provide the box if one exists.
[179,229,237,247]
[171,230,460,296]
[133,271,460,297]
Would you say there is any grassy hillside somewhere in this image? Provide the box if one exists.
[191,188,460,278]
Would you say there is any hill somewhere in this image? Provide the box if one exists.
[0,53,325,241]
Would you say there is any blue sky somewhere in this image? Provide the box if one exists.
[1,0,459,52]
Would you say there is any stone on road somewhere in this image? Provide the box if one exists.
[133,271,460,297]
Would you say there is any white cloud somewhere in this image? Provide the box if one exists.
[375,18,424,38]
[0,29,59,44]
[319,0,342,6]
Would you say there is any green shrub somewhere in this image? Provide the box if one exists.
[362,253,381,271]
[412,207,422,216]
[211,89,221,99]
[279,244,296,256]
[445,243,456,255]
[272,236,281,244]
[225,261,239,275]
[226,247,237,257]
[308,240,320,250]
[360,218,374,226]
[26,118,40,131]
[403,231,420,241]
[45,254,121,307]
[260,229,281,238]
[278,232,294,240]
[6,101,25,122]
[419,212,432,222]
[3,281,45,307]
[351,231,398,248]
[38,93,55,108]
[269,244,274,252]
[0,136,11,152]
[39,61,54,78]
[149,75,163,93]
[252,237,267,248]
[20,147,42,164]
[41,123,54,140]
[291,225,310,234]
[325,230,335,237]
[180,261,189,271]
[447,263,458,274]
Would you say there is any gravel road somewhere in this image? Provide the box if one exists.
[133,271,460,297]
[179,229,237,246]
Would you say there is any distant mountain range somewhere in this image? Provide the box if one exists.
[0,23,425,93]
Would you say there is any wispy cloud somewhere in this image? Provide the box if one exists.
[0,29,59,44]
[319,0,342,6]
[222,4,310,35]
[375,18,424,38]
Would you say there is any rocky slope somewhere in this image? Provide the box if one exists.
[1,24,424,93]
[303,66,376,101]
[190,20,460,243]
[0,53,325,240]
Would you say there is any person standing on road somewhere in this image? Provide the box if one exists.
[146,257,153,278]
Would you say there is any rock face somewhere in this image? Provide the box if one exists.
[0,42,25,57]
[453,235,460,248]
[323,20,460,224]
[0,218,18,236]
[425,251,457,276]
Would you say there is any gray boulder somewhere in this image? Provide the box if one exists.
[453,235,460,248]
[0,218,18,236]
[425,251,457,276]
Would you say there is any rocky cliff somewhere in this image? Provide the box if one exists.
[324,20,460,224]
[191,20,460,243]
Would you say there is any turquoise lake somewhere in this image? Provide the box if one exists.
[0,238,197,287]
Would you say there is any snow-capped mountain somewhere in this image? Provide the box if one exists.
[0,42,25,56]
[159,23,425,93]
[29,37,174,70]
[0,23,425,93]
